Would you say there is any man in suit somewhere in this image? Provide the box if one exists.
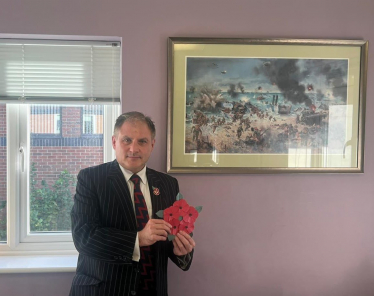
[70,111,195,296]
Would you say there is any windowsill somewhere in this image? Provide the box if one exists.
[0,255,77,273]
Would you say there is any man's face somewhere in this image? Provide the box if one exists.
[112,120,155,174]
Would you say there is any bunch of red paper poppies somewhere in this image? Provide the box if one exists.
[156,194,202,240]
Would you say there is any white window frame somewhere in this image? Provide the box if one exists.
[83,114,97,134]
[0,34,122,268]
[0,104,120,256]
[53,113,61,134]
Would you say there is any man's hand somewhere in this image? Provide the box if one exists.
[138,219,171,247]
[173,231,195,256]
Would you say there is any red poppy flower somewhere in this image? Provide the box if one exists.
[183,206,199,223]
[179,220,194,234]
[163,206,179,222]
[170,218,180,235]
[173,199,189,217]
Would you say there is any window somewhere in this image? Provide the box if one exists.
[54,114,61,134]
[82,105,103,135]
[30,105,62,137]
[0,34,121,257]
[83,114,95,134]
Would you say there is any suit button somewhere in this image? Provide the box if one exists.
[130,291,136,295]
[114,256,118,260]
[119,256,123,260]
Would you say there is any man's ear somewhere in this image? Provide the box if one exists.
[151,138,156,149]
[112,135,117,149]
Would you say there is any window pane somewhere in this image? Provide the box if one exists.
[83,106,103,134]
[0,105,6,242]
[30,105,61,135]
[29,104,104,233]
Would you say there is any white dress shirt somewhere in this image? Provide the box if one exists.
[118,164,152,262]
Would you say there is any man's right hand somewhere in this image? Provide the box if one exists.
[138,219,172,247]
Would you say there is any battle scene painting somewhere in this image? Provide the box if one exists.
[185,57,348,154]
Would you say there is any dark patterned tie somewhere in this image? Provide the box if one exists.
[130,174,155,291]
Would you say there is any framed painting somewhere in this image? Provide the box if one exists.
[167,38,368,173]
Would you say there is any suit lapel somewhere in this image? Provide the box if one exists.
[146,168,167,264]
[106,164,166,230]
[107,160,137,230]
[146,168,166,219]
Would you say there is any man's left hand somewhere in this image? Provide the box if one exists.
[173,231,195,256]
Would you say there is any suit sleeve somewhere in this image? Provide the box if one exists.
[167,177,194,271]
[71,168,137,263]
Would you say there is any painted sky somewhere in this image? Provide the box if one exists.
[186,57,348,103]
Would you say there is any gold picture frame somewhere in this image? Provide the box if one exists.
[167,37,368,174]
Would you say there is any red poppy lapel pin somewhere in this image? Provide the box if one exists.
[156,192,202,241]
[152,186,160,196]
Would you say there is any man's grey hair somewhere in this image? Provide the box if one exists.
[113,111,156,139]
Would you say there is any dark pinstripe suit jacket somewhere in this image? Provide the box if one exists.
[69,160,193,296]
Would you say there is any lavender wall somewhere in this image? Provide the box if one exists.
[1,0,374,295]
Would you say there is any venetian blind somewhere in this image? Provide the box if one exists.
[0,38,121,104]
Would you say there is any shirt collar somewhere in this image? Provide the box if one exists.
[119,164,147,185]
